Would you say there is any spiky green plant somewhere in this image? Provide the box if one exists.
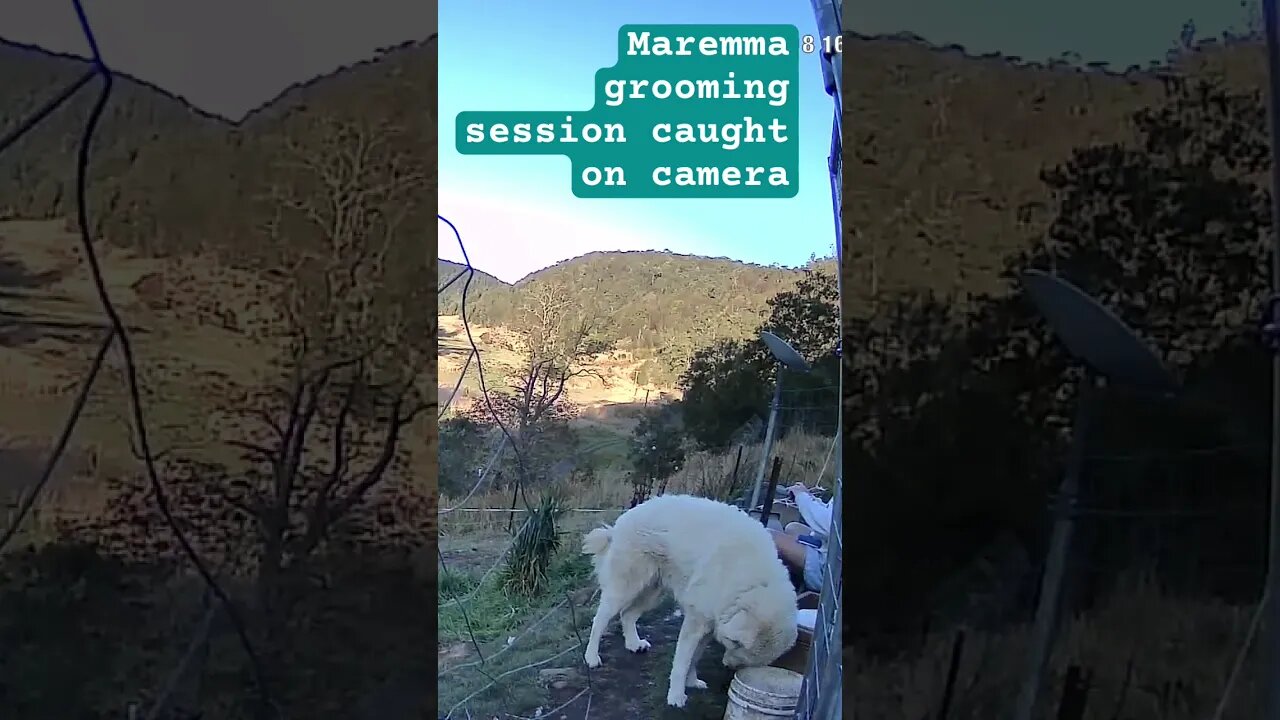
[501,494,565,596]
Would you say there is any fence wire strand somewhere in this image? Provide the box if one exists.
[0,328,114,552]
[438,213,599,718]
[0,2,275,715]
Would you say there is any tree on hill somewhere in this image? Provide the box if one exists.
[473,280,610,488]
[678,267,839,449]
[504,281,610,431]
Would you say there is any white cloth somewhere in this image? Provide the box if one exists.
[796,609,818,632]
[794,490,832,538]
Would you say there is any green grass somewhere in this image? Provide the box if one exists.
[575,423,632,470]
[438,547,597,717]
[439,547,594,645]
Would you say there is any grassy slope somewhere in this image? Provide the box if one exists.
[440,251,835,395]
[0,38,440,525]
[843,35,1267,313]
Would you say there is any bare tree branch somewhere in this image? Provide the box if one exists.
[226,439,280,466]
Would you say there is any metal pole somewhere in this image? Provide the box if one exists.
[748,367,785,512]
[1013,374,1098,720]
[1263,1,1280,716]
[759,456,784,527]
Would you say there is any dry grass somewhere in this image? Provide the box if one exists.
[0,221,272,457]
[438,429,838,537]
[851,575,1264,720]
[0,219,437,540]
[437,313,680,418]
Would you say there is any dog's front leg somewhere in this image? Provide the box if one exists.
[685,634,709,689]
[666,614,710,707]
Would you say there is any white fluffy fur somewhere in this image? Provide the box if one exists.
[580,494,798,707]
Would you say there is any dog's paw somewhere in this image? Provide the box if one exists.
[584,650,602,668]
[666,688,688,707]
[685,676,708,690]
[625,637,651,653]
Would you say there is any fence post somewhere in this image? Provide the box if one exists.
[727,445,744,500]
[506,481,520,534]
[1056,665,1091,720]
[759,456,783,527]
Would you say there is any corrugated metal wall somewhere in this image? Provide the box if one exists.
[796,1,843,718]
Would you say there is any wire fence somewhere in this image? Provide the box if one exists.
[436,215,605,720]
[0,4,277,718]
[848,440,1270,720]
[437,213,841,718]
[0,2,435,712]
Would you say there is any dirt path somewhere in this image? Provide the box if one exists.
[520,601,736,720]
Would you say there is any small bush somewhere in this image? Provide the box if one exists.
[501,494,565,596]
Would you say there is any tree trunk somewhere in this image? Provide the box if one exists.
[256,531,287,676]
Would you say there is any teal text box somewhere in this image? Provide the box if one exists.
[455,24,800,199]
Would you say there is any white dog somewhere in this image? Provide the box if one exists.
[581,494,798,707]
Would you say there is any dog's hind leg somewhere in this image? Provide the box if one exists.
[666,614,710,708]
[584,578,652,667]
[587,544,659,666]
[584,594,621,668]
[620,583,663,653]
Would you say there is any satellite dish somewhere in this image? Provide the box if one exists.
[1021,270,1177,394]
[761,331,811,373]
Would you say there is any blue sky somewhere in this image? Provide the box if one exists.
[439,1,1259,283]
[438,1,838,283]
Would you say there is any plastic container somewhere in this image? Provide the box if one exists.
[723,666,804,719]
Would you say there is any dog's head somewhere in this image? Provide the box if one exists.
[714,602,798,669]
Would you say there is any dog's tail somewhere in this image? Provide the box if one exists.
[581,525,613,557]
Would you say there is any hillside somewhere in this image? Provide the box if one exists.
[0,36,440,717]
[0,33,439,474]
[838,30,1280,701]
[437,312,672,426]
[0,40,228,223]
[438,258,508,315]
[0,36,439,492]
[0,37,437,264]
[439,250,835,386]
[843,34,1268,312]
